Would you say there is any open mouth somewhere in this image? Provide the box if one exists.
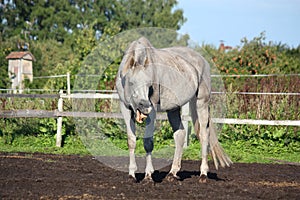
[136,109,148,123]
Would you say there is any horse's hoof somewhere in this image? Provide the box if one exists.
[199,174,207,183]
[142,176,153,185]
[128,175,137,183]
[166,173,180,182]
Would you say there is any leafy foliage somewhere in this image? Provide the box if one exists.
[0,0,185,41]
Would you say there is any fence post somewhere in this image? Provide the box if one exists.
[56,90,63,147]
[67,72,71,96]
[182,102,190,148]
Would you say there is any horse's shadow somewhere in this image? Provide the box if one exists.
[135,170,224,183]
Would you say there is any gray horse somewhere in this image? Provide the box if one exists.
[116,37,232,183]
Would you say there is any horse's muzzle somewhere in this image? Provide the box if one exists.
[135,106,152,123]
[136,109,148,123]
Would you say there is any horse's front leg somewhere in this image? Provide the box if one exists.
[167,108,186,180]
[128,131,137,180]
[120,102,137,181]
[143,107,156,180]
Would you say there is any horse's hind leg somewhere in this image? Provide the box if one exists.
[143,107,156,180]
[167,108,186,180]
[120,102,137,181]
[190,96,209,182]
[196,98,210,182]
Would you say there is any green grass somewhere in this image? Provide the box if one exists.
[221,140,300,164]
[183,139,300,164]
[0,134,299,165]
[0,134,90,155]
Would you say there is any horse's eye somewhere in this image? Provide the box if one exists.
[132,93,137,98]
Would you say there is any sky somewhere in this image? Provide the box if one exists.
[177,0,300,48]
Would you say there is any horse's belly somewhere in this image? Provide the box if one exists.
[159,84,196,111]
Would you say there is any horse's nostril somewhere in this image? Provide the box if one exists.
[139,100,150,108]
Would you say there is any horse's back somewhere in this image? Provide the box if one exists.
[159,47,208,78]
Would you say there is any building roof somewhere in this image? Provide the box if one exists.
[6,51,35,61]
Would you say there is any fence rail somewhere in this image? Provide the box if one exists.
[211,73,300,77]
[0,93,59,98]
[1,109,299,126]
[2,90,299,96]
[2,72,298,95]
[1,92,299,124]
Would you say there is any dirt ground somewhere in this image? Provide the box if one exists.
[0,152,299,200]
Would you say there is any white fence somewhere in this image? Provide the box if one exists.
[2,90,299,147]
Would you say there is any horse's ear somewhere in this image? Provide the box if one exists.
[134,47,149,68]
[121,40,139,76]
[121,53,134,76]
[136,37,153,68]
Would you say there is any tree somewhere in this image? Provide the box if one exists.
[0,0,185,43]
[1,0,78,42]
[0,36,21,89]
[117,0,186,30]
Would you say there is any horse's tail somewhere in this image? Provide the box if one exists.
[209,119,232,170]
[190,97,232,170]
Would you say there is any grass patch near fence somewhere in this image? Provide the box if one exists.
[221,140,300,163]
[182,139,300,164]
[0,134,90,155]
[0,133,299,165]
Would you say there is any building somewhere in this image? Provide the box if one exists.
[6,51,35,93]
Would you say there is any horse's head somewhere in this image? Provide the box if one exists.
[123,66,153,123]
[120,37,155,123]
